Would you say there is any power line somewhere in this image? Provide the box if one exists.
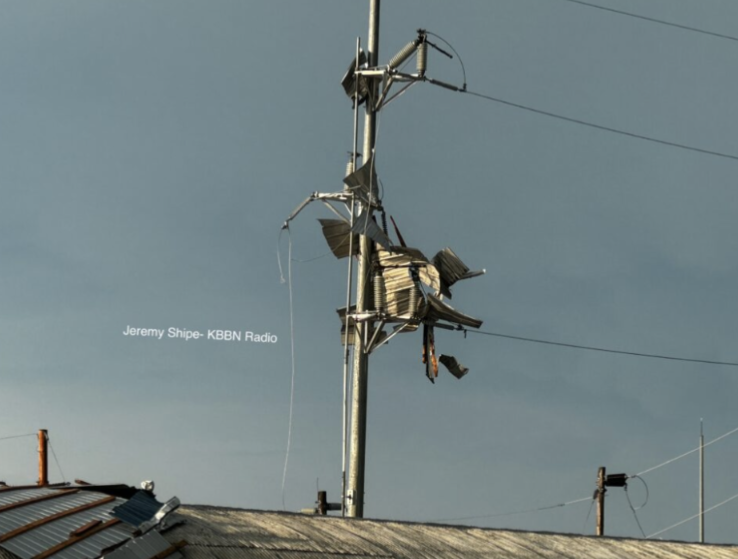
[647,492,738,539]
[0,433,36,442]
[554,0,738,43]
[635,424,738,477]
[428,495,592,523]
[462,89,738,162]
[464,329,738,367]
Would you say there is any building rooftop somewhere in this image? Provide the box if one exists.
[1,486,737,559]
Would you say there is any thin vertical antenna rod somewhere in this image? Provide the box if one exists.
[37,429,48,486]
[341,37,362,516]
[699,419,705,543]
[347,0,380,519]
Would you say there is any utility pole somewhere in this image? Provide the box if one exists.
[699,419,705,543]
[596,466,606,536]
[37,429,48,486]
[347,0,380,519]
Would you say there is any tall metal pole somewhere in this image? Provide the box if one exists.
[699,419,705,543]
[347,0,380,519]
[596,466,606,536]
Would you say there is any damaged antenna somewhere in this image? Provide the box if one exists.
[281,0,483,519]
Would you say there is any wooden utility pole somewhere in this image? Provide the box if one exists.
[596,466,606,536]
[37,429,48,486]
[347,0,380,519]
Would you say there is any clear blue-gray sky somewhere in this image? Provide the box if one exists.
[2,0,738,545]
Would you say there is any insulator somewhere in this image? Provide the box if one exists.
[381,210,388,235]
[408,286,419,318]
[373,270,386,313]
[416,41,427,76]
[345,159,354,178]
[388,40,419,70]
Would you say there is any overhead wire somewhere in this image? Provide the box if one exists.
[647,492,738,539]
[554,0,738,42]
[635,424,738,477]
[462,89,738,162]
[0,433,35,442]
[428,495,592,523]
[420,31,738,162]
[463,328,738,367]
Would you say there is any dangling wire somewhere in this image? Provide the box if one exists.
[281,227,297,510]
[581,496,595,533]
[623,478,646,538]
[277,228,287,284]
[425,31,467,91]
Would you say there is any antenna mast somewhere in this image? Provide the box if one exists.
[346,0,380,519]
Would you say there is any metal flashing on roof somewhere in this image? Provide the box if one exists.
[111,493,163,528]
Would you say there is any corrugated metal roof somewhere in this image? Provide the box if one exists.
[163,506,738,559]
[0,488,134,559]
[0,487,180,559]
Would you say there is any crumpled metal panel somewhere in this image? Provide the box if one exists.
[317,219,358,259]
[350,214,392,250]
[425,294,483,329]
[342,157,377,201]
[110,492,162,528]
[104,530,181,559]
[439,355,469,379]
[432,248,485,299]
[377,248,438,320]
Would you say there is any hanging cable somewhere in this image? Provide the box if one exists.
[554,0,738,42]
[463,328,738,367]
[624,481,647,538]
[281,227,297,510]
[581,496,595,533]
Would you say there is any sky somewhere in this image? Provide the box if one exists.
[2,0,738,545]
